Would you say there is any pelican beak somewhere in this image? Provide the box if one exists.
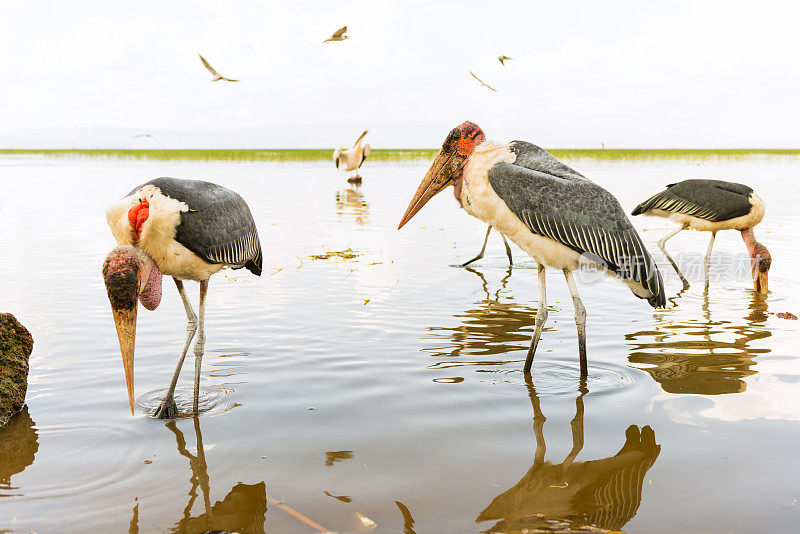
[111,307,137,415]
[103,246,142,415]
[398,148,465,229]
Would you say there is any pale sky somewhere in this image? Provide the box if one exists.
[2,0,799,148]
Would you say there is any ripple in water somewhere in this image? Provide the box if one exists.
[136,386,237,419]
[477,361,637,398]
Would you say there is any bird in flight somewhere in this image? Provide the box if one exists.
[469,71,497,92]
[132,133,153,139]
[198,54,239,82]
[324,26,349,43]
[498,55,512,66]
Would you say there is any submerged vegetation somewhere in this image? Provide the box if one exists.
[1,148,799,162]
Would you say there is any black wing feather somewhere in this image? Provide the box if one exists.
[631,179,754,222]
[131,178,263,276]
[488,142,665,308]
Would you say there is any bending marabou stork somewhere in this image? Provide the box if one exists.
[632,179,770,293]
[398,121,665,376]
[102,178,262,418]
[333,130,371,183]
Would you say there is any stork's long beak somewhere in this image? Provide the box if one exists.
[111,307,137,415]
[398,149,464,229]
[754,269,769,294]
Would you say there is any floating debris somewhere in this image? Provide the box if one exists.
[324,490,352,503]
[357,512,377,529]
[309,248,361,261]
[773,312,798,320]
[325,450,354,466]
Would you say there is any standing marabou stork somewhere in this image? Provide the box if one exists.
[398,122,665,376]
[632,179,770,293]
[333,130,371,183]
[102,178,262,418]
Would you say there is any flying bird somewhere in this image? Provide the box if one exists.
[198,54,239,82]
[103,178,262,418]
[323,26,349,43]
[469,71,497,92]
[333,130,371,183]
[632,179,770,293]
[398,121,665,376]
[132,134,153,139]
[498,55,512,66]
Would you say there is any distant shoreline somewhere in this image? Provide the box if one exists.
[1,148,799,162]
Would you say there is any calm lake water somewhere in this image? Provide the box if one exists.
[1,154,799,533]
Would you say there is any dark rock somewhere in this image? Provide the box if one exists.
[0,313,33,427]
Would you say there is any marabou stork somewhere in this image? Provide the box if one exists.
[398,122,665,376]
[632,179,770,293]
[461,225,514,267]
[102,178,262,418]
[333,130,371,183]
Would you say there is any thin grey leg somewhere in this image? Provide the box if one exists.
[564,270,587,377]
[658,224,690,290]
[561,377,587,472]
[154,278,198,419]
[193,279,209,414]
[501,234,513,266]
[461,226,492,267]
[703,231,716,291]
[524,264,547,373]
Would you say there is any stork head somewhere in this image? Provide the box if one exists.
[741,228,770,294]
[102,245,163,414]
[398,121,485,229]
[751,242,771,293]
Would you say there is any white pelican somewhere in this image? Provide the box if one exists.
[333,130,371,183]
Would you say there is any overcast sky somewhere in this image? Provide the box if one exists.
[2,0,799,148]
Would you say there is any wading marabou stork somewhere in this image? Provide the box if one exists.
[333,130,371,183]
[398,122,665,376]
[632,179,770,293]
[102,178,262,418]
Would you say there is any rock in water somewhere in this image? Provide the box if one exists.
[0,313,33,427]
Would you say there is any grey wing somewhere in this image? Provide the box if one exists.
[138,178,263,276]
[488,162,665,307]
[631,179,754,222]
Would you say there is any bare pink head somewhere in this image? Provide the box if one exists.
[101,245,162,414]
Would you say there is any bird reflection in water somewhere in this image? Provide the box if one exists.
[627,289,771,395]
[0,406,39,496]
[335,186,370,226]
[425,267,543,365]
[477,376,660,533]
[128,416,267,534]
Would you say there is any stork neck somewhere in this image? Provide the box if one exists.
[741,227,758,257]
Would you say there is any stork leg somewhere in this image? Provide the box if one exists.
[524,264,547,373]
[658,224,690,290]
[154,278,197,419]
[501,233,514,266]
[564,270,588,377]
[703,231,716,292]
[192,279,209,414]
[461,226,492,267]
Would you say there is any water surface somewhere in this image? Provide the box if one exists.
[0,155,798,533]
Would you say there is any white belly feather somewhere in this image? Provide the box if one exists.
[459,142,585,271]
[105,184,225,281]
